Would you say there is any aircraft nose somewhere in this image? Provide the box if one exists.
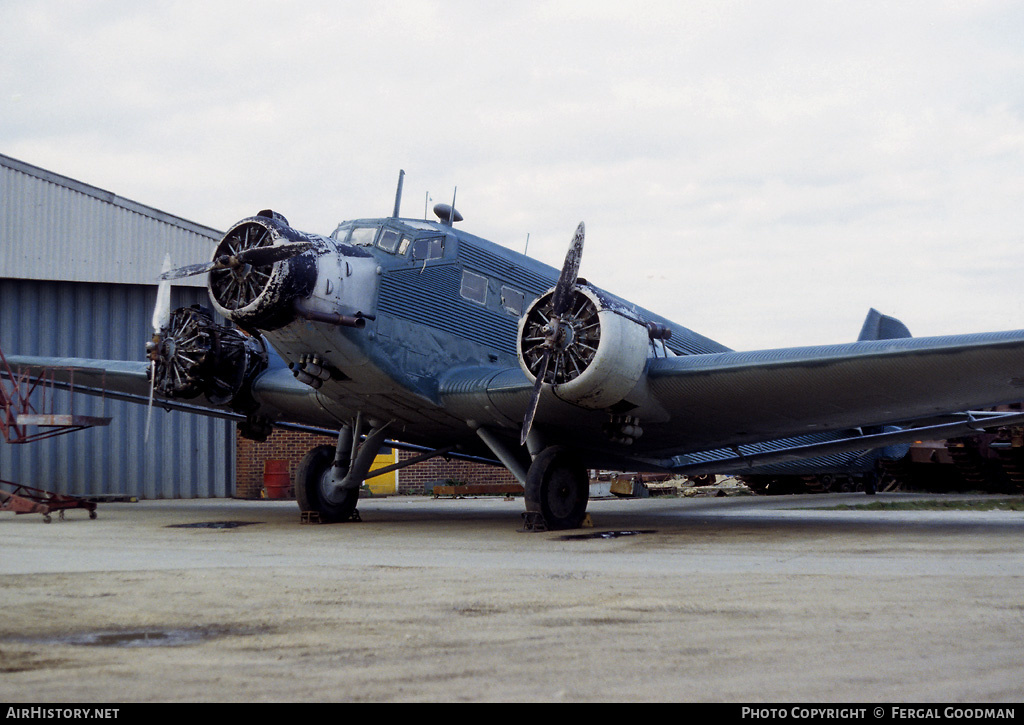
[292,237,380,329]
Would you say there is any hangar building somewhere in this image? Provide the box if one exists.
[0,153,235,498]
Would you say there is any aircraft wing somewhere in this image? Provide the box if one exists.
[1,354,504,465]
[3,356,153,398]
[1,354,343,431]
[442,328,1024,469]
[636,329,1024,457]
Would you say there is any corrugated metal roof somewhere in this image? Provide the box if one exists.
[0,153,222,287]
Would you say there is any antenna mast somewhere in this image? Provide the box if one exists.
[391,169,405,218]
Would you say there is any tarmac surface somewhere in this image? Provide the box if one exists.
[1,491,1023,702]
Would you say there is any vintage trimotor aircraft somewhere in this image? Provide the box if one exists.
[9,171,1024,529]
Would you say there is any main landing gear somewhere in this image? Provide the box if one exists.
[295,418,388,523]
[295,444,360,523]
[523,446,589,531]
[472,425,591,531]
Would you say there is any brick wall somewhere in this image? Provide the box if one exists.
[395,453,518,494]
[236,430,335,499]
[235,430,517,498]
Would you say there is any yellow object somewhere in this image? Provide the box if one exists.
[365,446,398,495]
[609,476,634,496]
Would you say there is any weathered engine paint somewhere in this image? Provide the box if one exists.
[208,215,336,330]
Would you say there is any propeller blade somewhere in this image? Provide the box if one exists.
[519,223,586,446]
[146,254,174,443]
[520,349,551,447]
[160,260,216,281]
[159,241,313,280]
[144,360,156,443]
[152,254,173,334]
[235,240,313,268]
[551,222,584,316]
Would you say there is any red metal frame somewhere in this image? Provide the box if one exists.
[0,345,111,444]
[0,480,97,522]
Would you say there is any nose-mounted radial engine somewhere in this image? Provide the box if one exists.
[203,211,320,330]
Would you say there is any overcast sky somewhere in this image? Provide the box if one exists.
[4,0,1024,351]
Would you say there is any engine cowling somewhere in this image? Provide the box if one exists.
[517,285,651,409]
[207,213,319,330]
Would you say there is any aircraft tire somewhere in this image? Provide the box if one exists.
[295,444,359,523]
[525,446,589,530]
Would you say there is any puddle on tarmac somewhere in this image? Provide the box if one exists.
[28,628,224,648]
[166,521,261,529]
[558,529,657,541]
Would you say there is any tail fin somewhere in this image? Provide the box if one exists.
[858,308,911,341]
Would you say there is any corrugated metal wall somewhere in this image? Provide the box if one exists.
[1,153,237,499]
[0,279,236,498]
[0,153,219,287]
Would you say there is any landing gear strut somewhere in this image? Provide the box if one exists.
[295,418,389,523]
[524,446,589,530]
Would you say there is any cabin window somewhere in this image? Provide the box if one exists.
[460,270,488,305]
[501,286,525,316]
[349,226,378,246]
[377,229,401,253]
[411,237,444,261]
[397,235,412,255]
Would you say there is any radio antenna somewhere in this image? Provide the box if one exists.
[391,169,405,218]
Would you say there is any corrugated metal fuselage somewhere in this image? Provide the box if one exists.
[249,217,728,462]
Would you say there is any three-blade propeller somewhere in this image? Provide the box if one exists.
[159,241,313,281]
[520,222,585,447]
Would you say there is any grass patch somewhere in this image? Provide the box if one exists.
[818,499,1024,512]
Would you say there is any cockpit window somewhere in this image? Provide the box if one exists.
[349,227,378,246]
[377,229,401,253]
[411,237,444,261]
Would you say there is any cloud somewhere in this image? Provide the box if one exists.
[3,0,1024,349]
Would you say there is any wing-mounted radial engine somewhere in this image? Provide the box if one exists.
[147,305,267,408]
[508,223,668,531]
[518,284,652,411]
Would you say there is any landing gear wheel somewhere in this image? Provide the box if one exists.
[525,447,589,530]
[295,444,359,523]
